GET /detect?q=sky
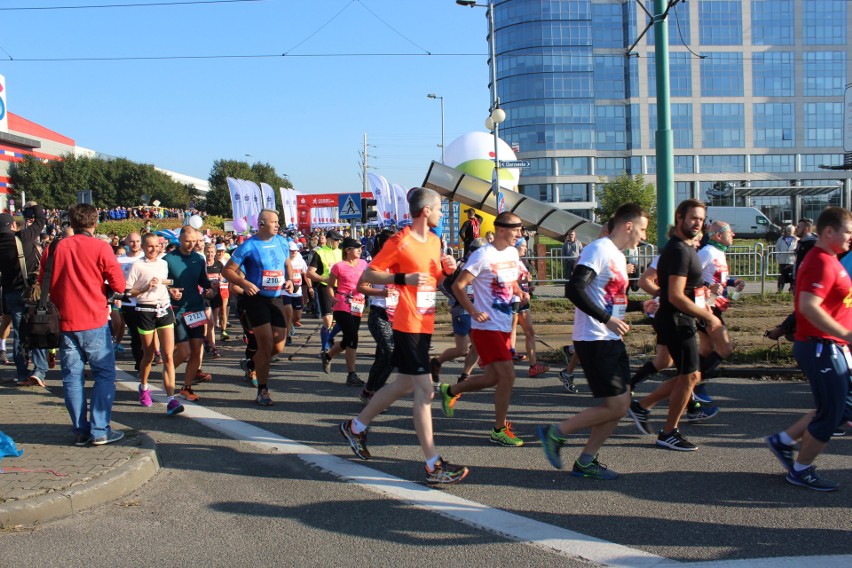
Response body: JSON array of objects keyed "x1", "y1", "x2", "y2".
[{"x1": 0, "y1": 0, "x2": 494, "y2": 195}]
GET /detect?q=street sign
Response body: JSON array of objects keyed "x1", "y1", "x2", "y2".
[
  {"x1": 499, "y1": 160, "x2": 530, "y2": 168},
  {"x1": 338, "y1": 193, "x2": 362, "y2": 219}
]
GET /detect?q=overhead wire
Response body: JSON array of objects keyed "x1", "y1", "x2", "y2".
[{"x1": 0, "y1": 0, "x2": 262, "y2": 10}]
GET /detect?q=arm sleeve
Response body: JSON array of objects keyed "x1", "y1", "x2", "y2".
[
  {"x1": 566, "y1": 265, "x2": 610, "y2": 324},
  {"x1": 627, "y1": 299, "x2": 645, "y2": 313}
]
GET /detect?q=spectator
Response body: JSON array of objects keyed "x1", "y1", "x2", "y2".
[
  {"x1": 43, "y1": 203, "x2": 126, "y2": 446},
  {"x1": 561, "y1": 229, "x2": 583, "y2": 298},
  {"x1": 776, "y1": 225, "x2": 797, "y2": 292},
  {"x1": 458, "y1": 208, "x2": 481, "y2": 256}
]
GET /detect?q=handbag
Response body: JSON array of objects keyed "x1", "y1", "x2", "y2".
[{"x1": 20, "y1": 239, "x2": 62, "y2": 350}]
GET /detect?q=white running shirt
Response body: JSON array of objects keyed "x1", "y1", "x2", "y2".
[
  {"x1": 463, "y1": 243, "x2": 520, "y2": 332},
  {"x1": 572, "y1": 237, "x2": 629, "y2": 342}
]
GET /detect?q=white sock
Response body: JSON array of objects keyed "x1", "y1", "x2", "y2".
[
  {"x1": 351, "y1": 418, "x2": 367, "y2": 434},
  {"x1": 167, "y1": 395, "x2": 175, "y2": 401},
  {"x1": 779, "y1": 431, "x2": 795, "y2": 446},
  {"x1": 793, "y1": 461, "x2": 810, "y2": 472},
  {"x1": 140, "y1": 383, "x2": 148, "y2": 391},
  {"x1": 0, "y1": 339, "x2": 6, "y2": 351},
  {"x1": 425, "y1": 454, "x2": 440, "y2": 471}
]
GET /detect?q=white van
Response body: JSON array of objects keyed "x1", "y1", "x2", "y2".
[{"x1": 705, "y1": 206, "x2": 781, "y2": 240}]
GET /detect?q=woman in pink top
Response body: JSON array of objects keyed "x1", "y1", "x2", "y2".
[{"x1": 324, "y1": 238, "x2": 368, "y2": 386}]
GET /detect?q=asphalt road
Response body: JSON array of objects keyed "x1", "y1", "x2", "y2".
[{"x1": 1, "y1": 321, "x2": 849, "y2": 566}]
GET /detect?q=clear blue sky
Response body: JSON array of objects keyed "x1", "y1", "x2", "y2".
[{"x1": 0, "y1": 0, "x2": 493, "y2": 194}]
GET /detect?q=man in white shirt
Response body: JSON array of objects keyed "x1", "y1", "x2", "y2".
[{"x1": 118, "y1": 232, "x2": 145, "y2": 373}]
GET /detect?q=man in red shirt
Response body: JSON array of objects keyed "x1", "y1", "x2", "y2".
[
  {"x1": 43, "y1": 204, "x2": 126, "y2": 446},
  {"x1": 766, "y1": 206, "x2": 852, "y2": 491}
]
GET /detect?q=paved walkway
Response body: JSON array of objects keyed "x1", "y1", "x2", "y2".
[{"x1": 0, "y1": 377, "x2": 158, "y2": 526}]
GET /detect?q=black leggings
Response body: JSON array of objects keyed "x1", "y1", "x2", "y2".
[
  {"x1": 333, "y1": 310, "x2": 362, "y2": 350},
  {"x1": 366, "y1": 306, "x2": 395, "y2": 392}
]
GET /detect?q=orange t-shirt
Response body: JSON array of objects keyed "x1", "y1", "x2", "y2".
[{"x1": 369, "y1": 227, "x2": 442, "y2": 334}]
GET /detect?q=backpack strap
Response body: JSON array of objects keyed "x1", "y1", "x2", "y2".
[
  {"x1": 14, "y1": 234, "x2": 28, "y2": 285},
  {"x1": 37, "y1": 239, "x2": 61, "y2": 309}
]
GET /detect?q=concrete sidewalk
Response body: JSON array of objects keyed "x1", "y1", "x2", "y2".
[{"x1": 0, "y1": 378, "x2": 159, "y2": 527}]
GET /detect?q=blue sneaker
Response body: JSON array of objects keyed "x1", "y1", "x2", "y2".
[
  {"x1": 166, "y1": 398, "x2": 184, "y2": 416},
  {"x1": 571, "y1": 455, "x2": 619, "y2": 480},
  {"x1": 684, "y1": 404, "x2": 719, "y2": 423},
  {"x1": 536, "y1": 424, "x2": 565, "y2": 469},
  {"x1": 692, "y1": 383, "x2": 713, "y2": 404},
  {"x1": 785, "y1": 465, "x2": 839, "y2": 492},
  {"x1": 765, "y1": 433, "x2": 794, "y2": 470},
  {"x1": 91, "y1": 429, "x2": 124, "y2": 446}
]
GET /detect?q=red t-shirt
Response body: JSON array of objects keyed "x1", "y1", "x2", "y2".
[
  {"x1": 794, "y1": 246, "x2": 852, "y2": 343},
  {"x1": 368, "y1": 227, "x2": 442, "y2": 334}
]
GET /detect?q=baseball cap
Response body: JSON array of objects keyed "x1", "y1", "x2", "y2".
[
  {"x1": 0, "y1": 213, "x2": 14, "y2": 233},
  {"x1": 326, "y1": 230, "x2": 343, "y2": 241},
  {"x1": 288, "y1": 242, "x2": 299, "y2": 251},
  {"x1": 215, "y1": 243, "x2": 226, "y2": 251},
  {"x1": 341, "y1": 237, "x2": 362, "y2": 250}
]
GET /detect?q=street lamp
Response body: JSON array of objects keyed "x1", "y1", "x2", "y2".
[
  {"x1": 426, "y1": 93, "x2": 445, "y2": 164},
  {"x1": 457, "y1": 0, "x2": 504, "y2": 212}
]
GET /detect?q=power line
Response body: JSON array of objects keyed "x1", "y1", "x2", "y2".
[
  {"x1": 0, "y1": 0, "x2": 262, "y2": 11},
  {"x1": 3, "y1": 52, "x2": 486, "y2": 62}
]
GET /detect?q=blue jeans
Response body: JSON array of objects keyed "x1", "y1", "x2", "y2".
[
  {"x1": 60, "y1": 325, "x2": 117, "y2": 439},
  {"x1": 2, "y1": 289, "x2": 48, "y2": 382}
]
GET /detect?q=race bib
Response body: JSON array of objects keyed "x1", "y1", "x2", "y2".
[
  {"x1": 611, "y1": 294, "x2": 627, "y2": 319},
  {"x1": 292, "y1": 270, "x2": 303, "y2": 287},
  {"x1": 262, "y1": 270, "x2": 284, "y2": 292},
  {"x1": 694, "y1": 287, "x2": 707, "y2": 310},
  {"x1": 385, "y1": 286, "x2": 399, "y2": 309},
  {"x1": 416, "y1": 285, "x2": 437, "y2": 315},
  {"x1": 466, "y1": 284, "x2": 474, "y2": 301},
  {"x1": 350, "y1": 293, "x2": 366, "y2": 316},
  {"x1": 207, "y1": 273, "x2": 220, "y2": 286},
  {"x1": 183, "y1": 310, "x2": 207, "y2": 328},
  {"x1": 156, "y1": 304, "x2": 170, "y2": 318},
  {"x1": 493, "y1": 261, "x2": 519, "y2": 285},
  {"x1": 720, "y1": 271, "x2": 729, "y2": 285}
]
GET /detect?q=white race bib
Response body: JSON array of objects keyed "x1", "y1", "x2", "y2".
[
  {"x1": 183, "y1": 310, "x2": 207, "y2": 328},
  {"x1": 493, "y1": 261, "x2": 519, "y2": 285},
  {"x1": 694, "y1": 287, "x2": 707, "y2": 310},
  {"x1": 350, "y1": 293, "x2": 366, "y2": 316},
  {"x1": 292, "y1": 270, "x2": 303, "y2": 287},
  {"x1": 416, "y1": 285, "x2": 436, "y2": 315},
  {"x1": 611, "y1": 294, "x2": 627, "y2": 319},
  {"x1": 262, "y1": 270, "x2": 284, "y2": 292},
  {"x1": 385, "y1": 286, "x2": 399, "y2": 309}
]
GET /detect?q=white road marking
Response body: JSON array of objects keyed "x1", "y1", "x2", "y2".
[{"x1": 116, "y1": 373, "x2": 851, "y2": 568}]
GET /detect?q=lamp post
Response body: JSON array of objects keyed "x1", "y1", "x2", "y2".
[
  {"x1": 457, "y1": 0, "x2": 504, "y2": 212},
  {"x1": 428, "y1": 92, "x2": 454, "y2": 243}
]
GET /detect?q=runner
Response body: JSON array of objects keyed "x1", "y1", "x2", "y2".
[
  {"x1": 323, "y1": 237, "x2": 368, "y2": 385},
  {"x1": 164, "y1": 226, "x2": 214, "y2": 403},
  {"x1": 512, "y1": 237, "x2": 550, "y2": 378},
  {"x1": 338, "y1": 187, "x2": 469, "y2": 484},
  {"x1": 125, "y1": 233, "x2": 183, "y2": 416},
  {"x1": 214, "y1": 243, "x2": 231, "y2": 341},
  {"x1": 116, "y1": 232, "x2": 145, "y2": 372},
  {"x1": 765, "y1": 206, "x2": 852, "y2": 491},
  {"x1": 203, "y1": 242, "x2": 224, "y2": 359},
  {"x1": 536, "y1": 203, "x2": 654, "y2": 478},
  {"x1": 444, "y1": 211, "x2": 527, "y2": 447},
  {"x1": 221, "y1": 209, "x2": 292, "y2": 406},
  {"x1": 284, "y1": 241, "x2": 309, "y2": 338},
  {"x1": 307, "y1": 230, "x2": 343, "y2": 361}
]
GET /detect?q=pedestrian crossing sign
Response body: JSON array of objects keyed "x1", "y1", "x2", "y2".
[{"x1": 338, "y1": 193, "x2": 362, "y2": 219}]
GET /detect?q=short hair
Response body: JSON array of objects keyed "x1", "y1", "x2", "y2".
[
  {"x1": 408, "y1": 187, "x2": 439, "y2": 218},
  {"x1": 611, "y1": 203, "x2": 648, "y2": 228},
  {"x1": 784, "y1": 224, "x2": 795, "y2": 236},
  {"x1": 816, "y1": 206, "x2": 852, "y2": 235},
  {"x1": 125, "y1": 232, "x2": 141, "y2": 244},
  {"x1": 798, "y1": 217, "x2": 814, "y2": 228},
  {"x1": 141, "y1": 232, "x2": 159, "y2": 246},
  {"x1": 68, "y1": 203, "x2": 98, "y2": 231},
  {"x1": 259, "y1": 208, "x2": 278, "y2": 220},
  {"x1": 179, "y1": 226, "x2": 197, "y2": 239},
  {"x1": 675, "y1": 199, "x2": 706, "y2": 222}
]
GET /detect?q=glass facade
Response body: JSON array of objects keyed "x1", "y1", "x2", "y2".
[{"x1": 491, "y1": 0, "x2": 849, "y2": 216}]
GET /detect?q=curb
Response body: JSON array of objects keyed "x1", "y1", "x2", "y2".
[{"x1": 0, "y1": 431, "x2": 160, "y2": 527}]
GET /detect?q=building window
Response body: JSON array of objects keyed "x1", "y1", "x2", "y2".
[
  {"x1": 700, "y1": 155, "x2": 745, "y2": 174},
  {"x1": 525, "y1": 158, "x2": 552, "y2": 176},
  {"x1": 752, "y1": 52, "x2": 794, "y2": 97},
  {"x1": 648, "y1": 52, "x2": 692, "y2": 98},
  {"x1": 594, "y1": 57, "x2": 627, "y2": 99},
  {"x1": 699, "y1": 1, "x2": 743, "y2": 45},
  {"x1": 753, "y1": 103, "x2": 795, "y2": 148},
  {"x1": 751, "y1": 0, "x2": 793, "y2": 45},
  {"x1": 646, "y1": 156, "x2": 693, "y2": 174},
  {"x1": 803, "y1": 1, "x2": 846, "y2": 45},
  {"x1": 521, "y1": 183, "x2": 553, "y2": 202},
  {"x1": 803, "y1": 52, "x2": 846, "y2": 97},
  {"x1": 595, "y1": 157, "x2": 627, "y2": 177},
  {"x1": 592, "y1": 3, "x2": 625, "y2": 48},
  {"x1": 702, "y1": 104, "x2": 745, "y2": 148},
  {"x1": 751, "y1": 155, "x2": 795, "y2": 173},
  {"x1": 676, "y1": 181, "x2": 693, "y2": 202},
  {"x1": 804, "y1": 103, "x2": 843, "y2": 147},
  {"x1": 555, "y1": 157, "x2": 589, "y2": 175},
  {"x1": 649, "y1": 104, "x2": 693, "y2": 149},
  {"x1": 801, "y1": 154, "x2": 843, "y2": 172},
  {"x1": 700, "y1": 53, "x2": 744, "y2": 97},
  {"x1": 595, "y1": 105, "x2": 628, "y2": 150},
  {"x1": 648, "y1": 0, "x2": 689, "y2": 45},
  {"x1": 557, "y1": 183, "x2": 589, "y2": 203}
]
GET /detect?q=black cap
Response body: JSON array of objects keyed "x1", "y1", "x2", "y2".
[
  {"x1": 341, "y1": 237, "x2": 362, "y2": 250},
  {"x1": 0, "y1": 213, "x2": 14, "y2": 233},
  {"x1": 326, "y1": 230, "x2": 343, "y2": 241}
]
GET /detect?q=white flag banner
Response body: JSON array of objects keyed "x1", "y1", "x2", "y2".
[
  {"x1": 237, "y1": 179, "x2": 254, "y2": 220},
  {"x1": 392, "y1": 184, "x2": 409, "y2": 227},
  {"x1": 246, "y1": 180, "x2": 263, "y2": 217},
  {"x1": 226, "y1": 177, "x2": 244, "y2": 221},
  {"x1": 286, "y1": 188, "x2": 300, "y2": 230},
  {"x1": 260, "y1": 182, "x2": 277, "y2": 212}
]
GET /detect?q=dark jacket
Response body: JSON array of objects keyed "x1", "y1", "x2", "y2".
[{"x1": 0, "y1": 205, "x2": 46, "y2": 292}]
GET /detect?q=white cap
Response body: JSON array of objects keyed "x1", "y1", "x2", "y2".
[{"x1": 288, "y1": 242, "x2": 299, "y2": 251}]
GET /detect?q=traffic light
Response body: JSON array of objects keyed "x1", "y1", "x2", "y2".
[{"x1": 361, "y1": 198, "x2": 377, "y2": 224}]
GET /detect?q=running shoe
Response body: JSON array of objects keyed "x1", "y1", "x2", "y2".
[
  {"x1": 358, "y1": 389, "x2": 374, "y2": 405},
  {"x1": 536, "y1": 424, "x2": 565, "y2": 469},
  {"x1": 656, "y1": 428, "x2": 697, "y2": 451},
  {"x1": 203, "y1": 341, "x2": 212, "y2": 354},
  {"x1": 293, "y1": 321, "x2": 302, "y2": 328},
  {"x1": 684, "y1": 404, "x2": 720, "y2": 423},
  {"x1": 511, "y1": 352, "x2": 528, "y2": 362},
  {"x1": 559, "y1": 370, "x2": 579, "y2": 394},
  {"x1": 0, "y1": 350, "x2": 7, "y2": 365},
  {"x1": 209, "y1": 347, "x2": 221, "y2": 359},
  {"x1": 425, "y1": 457, "x2": 469, "y2": 485},
  {"x1": 528, "y1": 363, "x2": 550, "y2": 378},
  {"x1": 785, "y1": 465, "x2": 839, "y2": 492},
  {"x1": 339, "y1": 420, "x2": 371, "y2": 460},
  {"x1": 153, "y1": 352, "x2": 162, "y2": 366},
  {"x1": 320, "y1": 350, "x2": 331, "y2": 374},
  {"x1": 765, "y1": 433, "x2": 795, "y2": 471},
  {"x1": 166, "y1": 398, "x2": 184, "y2": 416},
  {"x1": 138, "y1": 385, "x2": 153, "y2": 407},
  {"x1": 193, "y1": 370, "x2": 213, "y2": 384},
  {"x1": 832, "y1": 428, "x2": 845, "y2": 437},
  {"x1": 490, "y1": 422, "x2": 524, "y2": 447},
  {"x1": 220, "y1": 330, "x2": 230, "y2": 341},
  {"x1": 256, "y1": 389, "x2": 274, "y2": 406},
  {"x1": 439, "y1": 383, "x2": 460, "y2": 418},
  {"x1": 114, "y1": 343, "x2": 125, "y2": 353},
  {"x1": 286, "y1": 336, "x2": 293, "y2": 347},
  {"x1": 561, "y1": 344, "x2": 574, "y2": 365},
  {"x1": 74, "y1": 433, "x2": 92, "y2": 447},
  {"x1": 692, "y1": 383, "x2": 713, "y2": 404},
  {"x1": 250, "y1": 372, "x2": 258, "y2": 388},
  {"x1": 627, "y1": 399, "x2": 652, "y2": 435},
  {"x1": 430, "y1": 357, "x2": 442, "y2": 384},
  {"x1": 91, "y1": 429, "x2": 125, "y2": 446},
  {"x1": 571, "y1": 455, "x2": 619, "y2": 480},
  {"x1": 345, "y1": 372, "x2": 365, "y2": 387},
  {"x1": 179, "y1": 386, "x2": 199, "y2": 402}
]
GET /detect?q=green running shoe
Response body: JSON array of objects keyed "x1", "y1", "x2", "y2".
[
  {"x1": 490, "y1": 422, "x2": 524, "y2": 447},
  {"x1": 571, "y1": 455, "x2": 619, "y2": 480},
  {"x1": 439, "y1": 383, "x2": 460, "y2": 418},
  {"x1": 536, "y1": 424, "x2": 566, "y2": 469}
]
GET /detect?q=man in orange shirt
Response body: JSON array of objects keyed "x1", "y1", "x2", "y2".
[{"x1": 339, "y1": 187, "x2": 469, "y2": 484}]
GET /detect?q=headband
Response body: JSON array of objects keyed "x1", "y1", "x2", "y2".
[{"x1": 494, "y1": 220, "x2": 522, "y2": 229}]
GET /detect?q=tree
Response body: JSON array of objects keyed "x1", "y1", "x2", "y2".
[
  {"x1": 595, "y1": 174, "x2": 657, "y2": 244},
  {"x1": 207, "y1": 159, "x2": 292, "y2": 217}
]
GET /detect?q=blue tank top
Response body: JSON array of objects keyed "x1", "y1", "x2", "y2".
[{"x1": 229, "y1": 234, "x2": 290, "y2": 297}]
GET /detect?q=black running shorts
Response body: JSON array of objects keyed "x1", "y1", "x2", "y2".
[
  {"x1": 653, "y1": 313, "x2": 700, "y2": 375},
  {"x1": 392, "y1": 330, "x2": 431, "y2": 376},
  {"x1": 242, "y1": 295, "x2": 287, "y2": 329},
  {"x1": 574, "y1": 340, "x2": 630, "y2": 398}
]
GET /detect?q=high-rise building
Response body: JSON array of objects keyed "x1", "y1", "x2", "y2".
[{"x1": 493, "y1": 0, "x2": 850, "y2": 224}]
